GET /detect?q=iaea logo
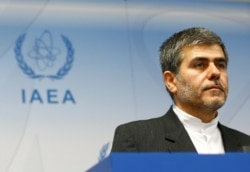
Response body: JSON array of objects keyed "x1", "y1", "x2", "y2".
[
  {"x1": 14, "y1": 30, "x2": 76, "y2": 104},
  {"x1": 14, "y1": 30, "x2": 74, "y2": 80}
]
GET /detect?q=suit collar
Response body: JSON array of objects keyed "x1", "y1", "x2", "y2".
[
  {"x1": 162, "y1": 107, "x2": 196, "y2": 152},
  {"x1": 163, "y1": 107, "x2": 244, "y2": 152},
  {"x1": 218, "y1": 123, "x2": 243, "y2": 152}
]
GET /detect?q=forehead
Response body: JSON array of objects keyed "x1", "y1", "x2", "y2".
[{"x1": 181, "y1": 44, "x2": 226, "y2": 62}]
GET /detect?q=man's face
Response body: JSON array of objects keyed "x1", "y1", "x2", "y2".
[{"x1": 173, "y1": 44, "x2": 228, "y2": 115}]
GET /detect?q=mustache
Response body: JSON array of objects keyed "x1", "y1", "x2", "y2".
[{"x1": 202, "y1": 82, "x2": 226, "y2": 92}]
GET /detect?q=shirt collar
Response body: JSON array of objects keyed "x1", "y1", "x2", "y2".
[{"x1": 173, "y1": 104, "x2": 219, "y2": 133}]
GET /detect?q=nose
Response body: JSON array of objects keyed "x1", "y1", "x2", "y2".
[{"x1": 207, "y1": 63, "x2": 221, "y2": 80}]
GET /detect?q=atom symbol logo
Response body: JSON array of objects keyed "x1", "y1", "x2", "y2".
[
  {"x1": 28, "y1": 30, "x2": 61, "y2": 71},
  {"x1": 14, "y1": 30, "x2": 74, "y2": 80}
]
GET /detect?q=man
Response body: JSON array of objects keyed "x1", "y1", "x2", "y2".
[{"x1": 111, "y1": 27, "x2": 250, "y2": 153}]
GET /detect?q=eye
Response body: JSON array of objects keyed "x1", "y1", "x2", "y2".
[
  {"x1": 217, "y1": 62, "x2": 227, "y2": 69},
  {"x1": 194, "y1": 62, "x2": 205, "y2": 69}
]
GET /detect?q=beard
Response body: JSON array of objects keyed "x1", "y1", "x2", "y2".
[{"x1": 175, "y1": 75, "x2": 227, "y2": 111}]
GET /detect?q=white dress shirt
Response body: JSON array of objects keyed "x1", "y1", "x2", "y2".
[{"x1": 173, "y1": 104, "x2": 225, "y2": 154}]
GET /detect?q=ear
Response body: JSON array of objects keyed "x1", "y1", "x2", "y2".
[{"x1": 163, "y1": 71, "x2": 177, "y2": 94}]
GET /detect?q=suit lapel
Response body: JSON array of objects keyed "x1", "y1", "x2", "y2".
[
  {"x1": 218, "y1": 123, "x2": 242, "y2": 152},
  {"x1": 162, "y1": 107, "x2": 197, "y2": 152}
]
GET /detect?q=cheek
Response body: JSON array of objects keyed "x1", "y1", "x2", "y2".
[
  {"x1": 224, "y1": 78, "x2": 229, "y2": 94},
  {"x1": 221, "y1": 74, "x2": 228, "y2": 87},
  {"x1": 183, "y1": 73, "x2": 203, "y2": 88}
]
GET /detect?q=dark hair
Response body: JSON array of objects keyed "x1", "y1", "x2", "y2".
[{"x1": 159, "y1": 27, "x2": 228, "y2": 99}]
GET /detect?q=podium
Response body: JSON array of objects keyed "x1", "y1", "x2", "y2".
[{"x1": 87, "y1": 153, "x2": 250, "y2": 172}]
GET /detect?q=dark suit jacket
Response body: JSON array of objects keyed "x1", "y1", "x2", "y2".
[{"x1": 111, "y1": 107, "x2": 250, "y2": 152}]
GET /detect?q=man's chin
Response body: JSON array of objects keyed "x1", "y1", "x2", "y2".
[{"x1": 202, "y1": 96, "x2": 226, "y2": 108}]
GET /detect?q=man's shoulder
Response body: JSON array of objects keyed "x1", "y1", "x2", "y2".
[
  {"x1": 117, "y1": 115, "x2": 165, "y2": 130},
  {"x1": 115, "y1": 107, "x2": 177, "y2": 132},
  {"x1": 219, "y1": 123, "x2": 250, "y2": 141}
]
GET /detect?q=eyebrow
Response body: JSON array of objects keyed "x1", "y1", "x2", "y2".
[{"x1": 191, "y1": 57, "x2": 227, "y2": 63}]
